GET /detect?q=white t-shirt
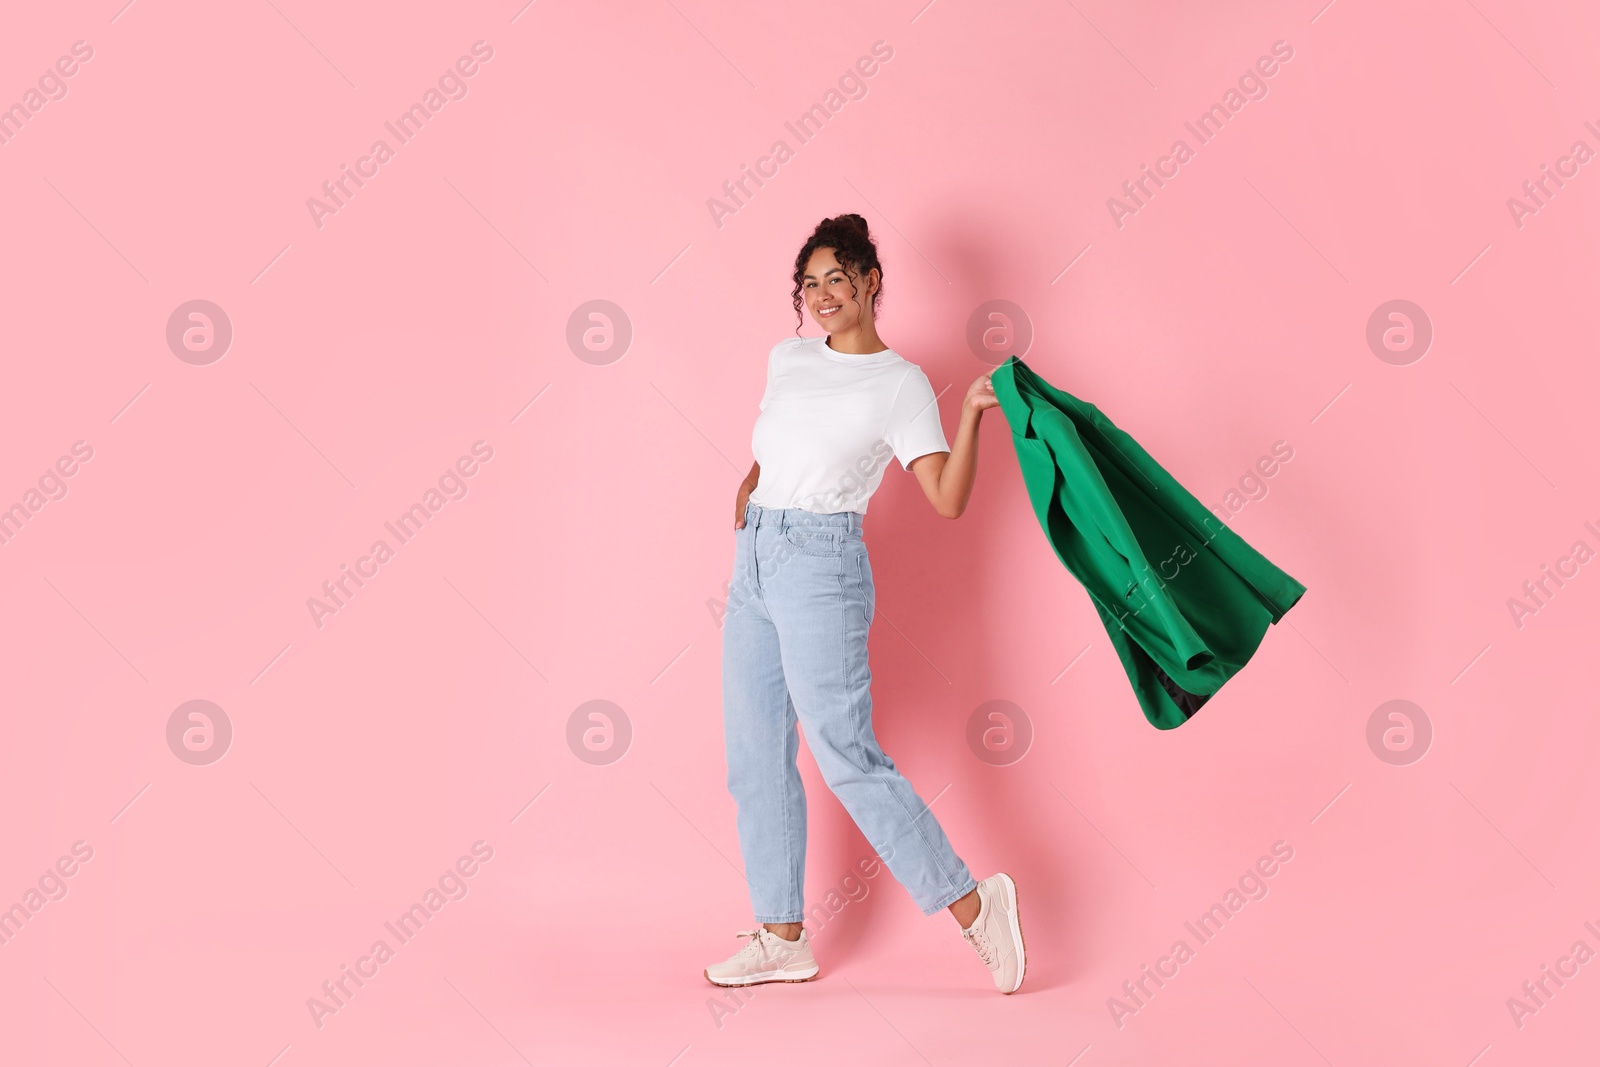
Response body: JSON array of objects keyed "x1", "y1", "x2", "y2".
[{"x1": 748, "y1": 336, "x2": 949, "y2": 515}]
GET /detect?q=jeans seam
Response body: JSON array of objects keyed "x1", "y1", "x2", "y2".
[
  {"x1": 885, "y1": 778, "x2": 965, "y2": 909},
  {"x1": 782, "y1": 693, "x2": 799, "y2": 919},
  {"x1": 755, "y1": 912, "x2": 805, "y2": 923},
  {"x1": 841, "y1": 564, "x2": 964, "y2": 914}
]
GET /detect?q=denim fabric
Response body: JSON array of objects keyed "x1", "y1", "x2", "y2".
[{"x1": 721, "y1": 499, "x2": 977, "y2": 922}]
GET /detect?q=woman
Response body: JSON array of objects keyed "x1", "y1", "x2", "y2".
[{"x1": 706, "y1": 213, "x2": 1027, "y2": 994}]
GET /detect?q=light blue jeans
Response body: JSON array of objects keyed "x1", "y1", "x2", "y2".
[{"x1": 721, "y1": 499, "x2": 978, "y2": 923}]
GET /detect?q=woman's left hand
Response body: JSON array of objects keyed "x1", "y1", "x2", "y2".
[{"x1": 964, "y1": 370, "x2": 999, "y2": 414}]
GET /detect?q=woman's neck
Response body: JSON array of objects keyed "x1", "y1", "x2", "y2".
[{"x1": 824, "y1": 326, "x2": 888, "y2": 355}]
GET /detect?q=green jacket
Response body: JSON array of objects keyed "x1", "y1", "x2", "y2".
[{"x1": 991, "y1": 355, "x2": 1306, "y2": 729}]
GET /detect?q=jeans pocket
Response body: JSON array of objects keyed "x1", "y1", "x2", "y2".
[{"x1": 783, "y1": 526, "x2": 842, "y2": 556}]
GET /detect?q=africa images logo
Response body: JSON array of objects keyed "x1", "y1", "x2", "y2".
[
  {"x1": 1106, "y1": 39, "x2": 1296, "y2": 228},
  {"x1": 305, "y1": 841, "x2": 495, "y2": 1029},
  {"x1": 306, "y1": 41, "x2": 495, "y2": 230}
]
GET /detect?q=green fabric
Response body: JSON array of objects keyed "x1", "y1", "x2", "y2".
[{"x1": 991, "y1": 355, "x2": 1306, "y2": 730}]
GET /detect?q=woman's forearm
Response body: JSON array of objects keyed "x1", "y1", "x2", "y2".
[{"x1": 937, "y1": 406, "x2": 983, "y2": 518}]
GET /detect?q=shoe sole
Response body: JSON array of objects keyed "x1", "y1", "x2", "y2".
[
  {"x1": 994, "y1": 872, "x2": 1026, "y2": 994},
  {"x1": 703, "y1": 964, "x2": 819, "y2": 988}
]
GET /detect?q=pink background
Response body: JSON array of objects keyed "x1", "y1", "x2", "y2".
[{"x1": 3, "y1": 1, "x2": 1598, "y2": 1064}]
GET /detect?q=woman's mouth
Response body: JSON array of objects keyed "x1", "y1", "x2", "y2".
[{"x1": 817, "y1": 305, "x2": 840, "y2": 319}]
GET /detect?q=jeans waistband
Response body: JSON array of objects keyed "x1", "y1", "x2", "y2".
[{"x1": 744, "y1": 500, "x2": 863, "y2": 534}]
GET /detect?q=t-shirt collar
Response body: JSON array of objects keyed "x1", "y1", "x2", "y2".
[{"x1": 814, "y1": 335, "x2": 902, "y2": 365}]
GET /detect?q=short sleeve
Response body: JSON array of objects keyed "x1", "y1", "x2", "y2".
[
  {"x1": 758, "y1": 342, "x2": 782, "y2": 411},
  {"x1": 884, "y1": 366, "x2": 949, "y2": 470}
]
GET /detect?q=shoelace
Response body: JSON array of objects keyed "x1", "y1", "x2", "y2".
[
  {"x1": 731, "y1": 928, "x2": 767, "y2": 960},
  {"x1": 732, "y1": 927, "x2": 803, "y2": 962},
  {"x1": 963, "y1": 925, "x2": 996, "y2": 967}
]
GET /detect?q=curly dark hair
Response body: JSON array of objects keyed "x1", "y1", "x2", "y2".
[{"x1": 790, "y1": 213, "x2": 883, "y2": 334}]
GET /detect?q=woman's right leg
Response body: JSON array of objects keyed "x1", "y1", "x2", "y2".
[
  {"x1": 765, "y1": 520, "x2": 978, "y2": 919},
  {"x1": 721, "y1": 517, "x2": 807, "y2": 925}
]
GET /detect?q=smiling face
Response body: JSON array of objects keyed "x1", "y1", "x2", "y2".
[{"x1": 802, "y1": 246, "x2": 877, "y2": 336}]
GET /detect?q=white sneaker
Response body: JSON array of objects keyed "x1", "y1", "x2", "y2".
[
  {"x1": 960, "y1": 873, "x2": 1026, "y2": 993},
  {"x1": 703, "y1": 927, "x2": 819, "y2": 987}
]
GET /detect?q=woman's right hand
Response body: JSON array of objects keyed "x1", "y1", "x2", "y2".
[
  {"x1": 735, "y1": 461, "x2": 759, "y2": 529},
  {"x1": 734, "y1": 480, "x2": 753, "y2": 529}
]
